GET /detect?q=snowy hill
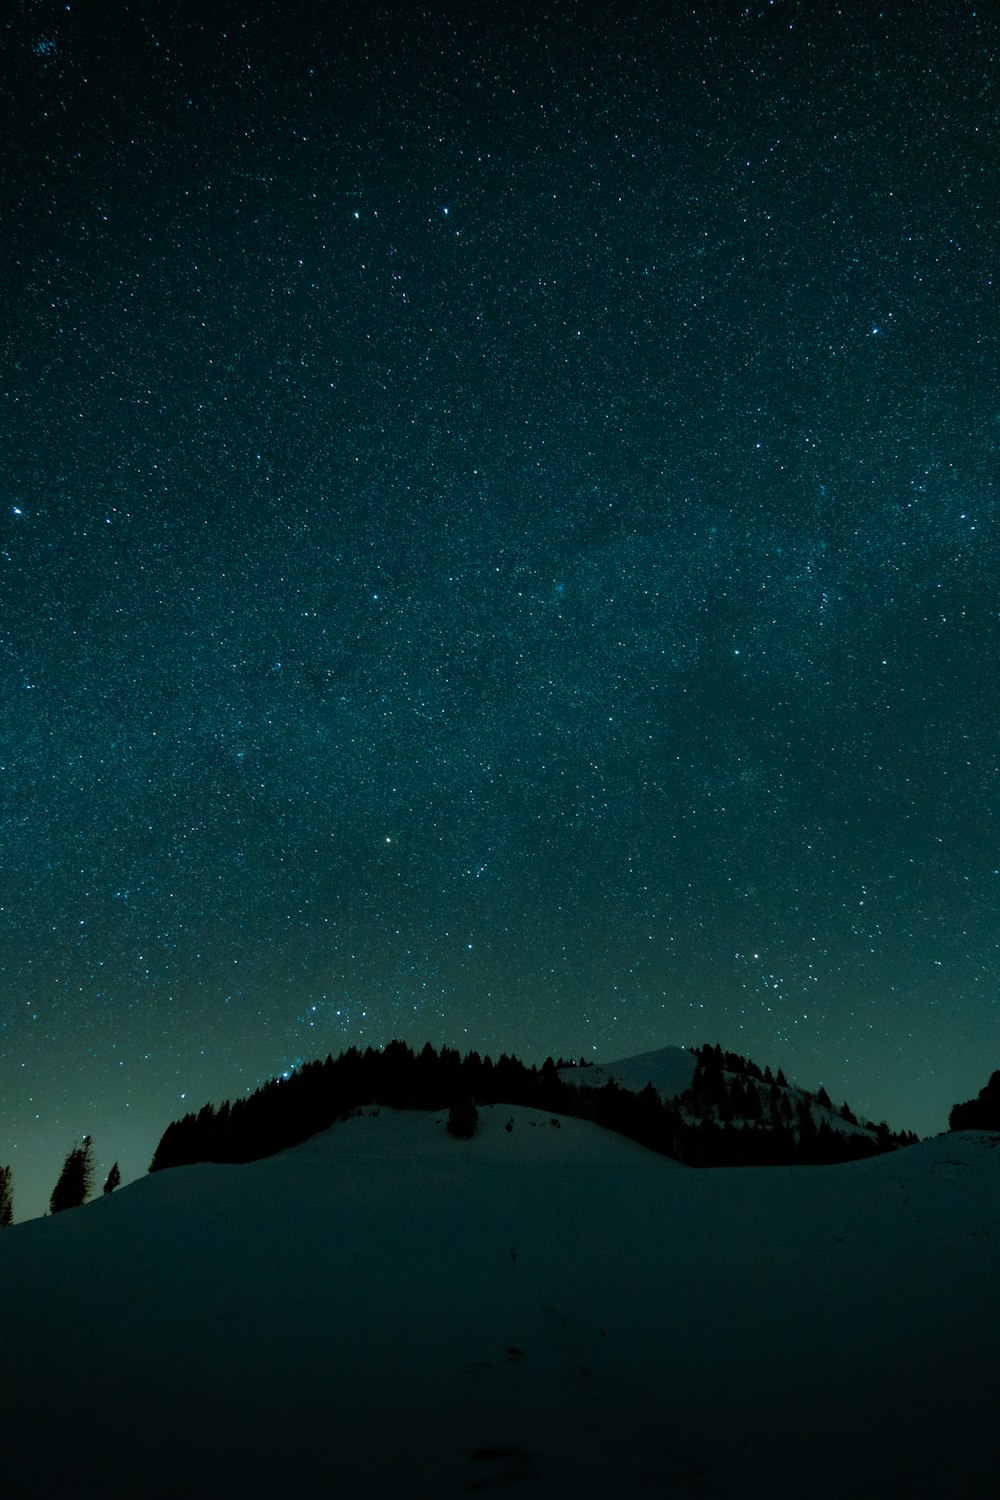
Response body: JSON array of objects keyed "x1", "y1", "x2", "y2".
[
  {"x1": 1, "y1": 1106, "x2": 998, "y2": 1498},
  {"x1": 559, "y1": 1042, "x2": 893, "y2": 1147},
  {"x1": 558, "y1": 1043, "x2": 698, "y2": 1099}
]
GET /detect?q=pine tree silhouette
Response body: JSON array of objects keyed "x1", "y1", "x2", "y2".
[
  {"x1": 447, "y1": 1098, "x2": 479, "y2": 1138},
  {"x1": 50, "y1": 1136, "x2": 95, "y2": 1214},
  {"x1": 103, "y1": 1162, "x2": 121, "y2": 1195},
  {"x1": 0, "y1": 1164, "x2": 12, "y2": 1227}
]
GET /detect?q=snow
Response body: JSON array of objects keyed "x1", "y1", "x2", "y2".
[
  {"x1": 1, "y1": 1103, "x2": 998, "y2": 1498},
  {"x1": 560, "y1": 1044, "x2": 886, "y2": 1140},
  {"x1": 558, "y1": 1044, "x2": 698, "y2": 1100}
]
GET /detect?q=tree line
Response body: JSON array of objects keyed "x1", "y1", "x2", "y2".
[
  {"x1": 148, "y1": 1039, "x2": 920, "y2": 1175},
  {"x1": 949, "y1": 1070, "x2": 1000, "y2": 1130}
]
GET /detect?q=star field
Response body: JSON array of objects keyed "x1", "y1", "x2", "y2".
[{"x1": 1, "y1": 0, "x2": 998, "y2": 1219}]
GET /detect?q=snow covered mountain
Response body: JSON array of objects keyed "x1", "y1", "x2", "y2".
[
  {"x1": 558, "y1": 1043, "x2": 698, "y2": 1099},
  {"x1": 560, "y1": 1042, "x2": 900, "y2": 1144},
  {"x1": 2, "y1": 1103, "x2": 997, "y2": 1498}
]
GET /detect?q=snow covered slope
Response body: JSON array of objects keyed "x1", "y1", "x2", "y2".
[
  {"x1": 1, "y1": 1106, "x2": 998, "y2": 1498},
  {"x1": 558, "y1": 1043, "x2": 697, "y2": 1099},
  {"x1": 561, "y1": 1044, "x2": 892, "y2": 1145}
]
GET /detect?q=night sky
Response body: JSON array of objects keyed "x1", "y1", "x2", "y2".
[{"x1": 2, "y1": 0, "x2": 997, "y2": 1220}]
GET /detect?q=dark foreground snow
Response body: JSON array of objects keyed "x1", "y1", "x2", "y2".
[{"x1": 1, "y1": 1106, "x2": 998, "y2": 1498}]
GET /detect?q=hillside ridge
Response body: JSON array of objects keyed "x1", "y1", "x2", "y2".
[{"x1": 149, "y1": 1038, "x2": 918, "y2": 1175}]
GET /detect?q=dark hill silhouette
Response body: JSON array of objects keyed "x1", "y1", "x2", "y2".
[{"x1": 149, "y1": 1041, "x2": 917, "y2": 1175}]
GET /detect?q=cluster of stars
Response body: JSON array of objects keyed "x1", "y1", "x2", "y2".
[{"x1": 0, "y1": 1, "x2": 997, "y2": 1220}]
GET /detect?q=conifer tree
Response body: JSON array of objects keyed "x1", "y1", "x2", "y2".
[
  {"x1": 103, "y1": 1161, "x2": 121, "y2": 1195},
  {"x1": 0, "y1": 1163, "x2": 12, "y2": 1227},
  {"x1": 50, "y1": 1136, "x2": 95, "y2": 1214},
  {"x1": 447, "y1": 1098, "x2": 479, "y2": 1138},
  {"x1": 796, "y1": 1097, "x2": 816, "y2": 1139}
]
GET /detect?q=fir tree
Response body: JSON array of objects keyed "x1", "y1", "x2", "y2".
[
  {"x1": 743, "y1": 1082, "x2": 763, "y2": 1120},
  {"x1": 796, "y1": 1097, "x2": 816, "y2": 1141},
  {"x1": 0, "y1": 1164, "x2": 12, "y2": 1227},
  {"x1": 50, "y1": 1136, "x2": 95, "y2": 1214},
  {"x1": 447, "y1": 1098, "x2": 479, "y2": 1138},
  {"x1": 103, "y1": 1162, "x2": 121, "y2": 1195}
]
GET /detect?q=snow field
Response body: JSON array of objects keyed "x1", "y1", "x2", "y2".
[{"x1": 1, "y1": 1104, "x2": 998, "y2": 1497}]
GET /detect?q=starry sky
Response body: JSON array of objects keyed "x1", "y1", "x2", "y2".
[{"x1": 2, "y1": 0, "x2": 998, "y2": 1220}]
